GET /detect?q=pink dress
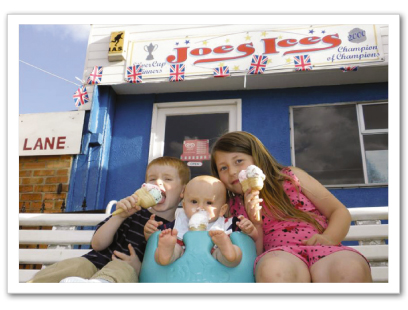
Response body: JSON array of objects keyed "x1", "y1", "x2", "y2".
[{"x1": 230, "y1": 167, "x2": 369, "y2": 269}]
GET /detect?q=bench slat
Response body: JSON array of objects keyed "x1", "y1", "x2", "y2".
[
  {"x1": 19, "y1": 213, "x2": 108, "y2": 226},
  {"x1": 348, "y1": 244, "x2": 388, "y2": 261},
  {"x1": 371, "y1": 266, "x2": 388, "y2": 282},
  {"x1": 19, "y1": 249, "x2": 92, "y2": 264},
  {"x1": 344, "y1": 224, "x2": 388, "y2": 240},
  {"x1": 19, "y1": 230, "x2": 94, "y2": 245},
  {"x1": 19, "y1": 270, "x2": 40, "y2": 283},
  {"x1": 349, "y1": 207, "x2": 388, "y2": 221}
]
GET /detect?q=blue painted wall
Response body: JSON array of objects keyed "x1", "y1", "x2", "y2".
[{"x1": 77, "y1": 82, "x2": 388, "y2": 210}]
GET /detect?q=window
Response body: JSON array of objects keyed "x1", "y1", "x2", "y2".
[
  {"x1": 149, "y1": 99, "x2": 242, "y2": 178},
  {"x1": 291, "y1": 102, "x2": 388, "y2": 187}
]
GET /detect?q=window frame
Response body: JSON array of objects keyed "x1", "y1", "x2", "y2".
[
  {"x1": 290, "y1": 100, "x2": 388, "y2": 188},
  {"x1": 149, "y1": 99, "x2": 242, "y2": 163}
]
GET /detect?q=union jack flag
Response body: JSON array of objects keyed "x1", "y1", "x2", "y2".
[
  {"x1": 340, "y1": 66, "x2": 359, "y2": 72},
  {"x1": 73, "y1": 86, "x2": 89, "y2": 107},
  {"x1": 213, "y1": 66, "x2": 230, "y2": 78},
  {"x1": 87, "y1": 66, "x2": 103, "y2": 84},
  {"x1": 169, "y1": 64, "x2": 185, "y2": 82},
  {"x1": 294, "y1": 55, "x2": 312, "y2": 71},
  {"x1": 248, "y1": 55, "x2": 268, "y2": 75},
  {"x1": 126, "y1": 64, "x2": 143, "y2": 83}
]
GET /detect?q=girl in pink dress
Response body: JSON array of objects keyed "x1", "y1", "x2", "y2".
[{"x1": 210, "y1": 131, "x2": 372, "y2": 283}]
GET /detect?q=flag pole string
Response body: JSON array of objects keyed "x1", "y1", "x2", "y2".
[{"x1": 19, "y1": 60, "x2": 81, "y2": 86}]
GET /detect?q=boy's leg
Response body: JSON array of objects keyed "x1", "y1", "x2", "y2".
[
  {"x1": 27, "y1": 257, "x2": 98, "y2": 283},
  {"x1": 91, "y1": 259, "x2": 140, "y2": 283}
]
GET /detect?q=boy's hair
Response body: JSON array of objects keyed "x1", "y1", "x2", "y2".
[
  {"x1": 210, "y1": 131, "x2": 324, "y2": 233},
  {"x1": 146, "y1": 156, "x2": 190, "y2": 185}
]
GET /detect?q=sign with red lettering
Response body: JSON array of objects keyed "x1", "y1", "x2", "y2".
[
  {"x1": 19, "y1": 111, "x2": 85, "y2": 156},
  {"x1": 126, "y1": 25, "x2": 384, "y2": 81},
  {"x1": 180, "y1": 139, "x2": 210, "y2": 163}
]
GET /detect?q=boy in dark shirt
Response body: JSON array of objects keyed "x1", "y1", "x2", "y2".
[{"x1": 27, "y1": 157, "x2": 190, "y2": 283}]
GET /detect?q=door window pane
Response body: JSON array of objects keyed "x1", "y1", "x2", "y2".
[
  {"x1": 163, "y1": 113, "x2": 229, "y2": 178},
  {"x1": 362, "y1": 104, "x2": 388, "y2": 130},
  {"x1": 363, "y1": 134, "x2": 388, "y2": 183},
  {"x1": 293, "y1": 105, "x2": 365, "y2": 185}
]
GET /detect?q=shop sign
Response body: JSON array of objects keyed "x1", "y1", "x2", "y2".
[
  {"x1": 180, "y1": 139, "x2": 210, "y2": 166},
  {"x1": 19, "y1": 111, "x2": 85, "y2": 156},
  {"x1": 126, "y1": 25, "x2": 384, "y2": 80},
  {"x1": 108, "y1": 31, "x2": 126, "y2": 62}
]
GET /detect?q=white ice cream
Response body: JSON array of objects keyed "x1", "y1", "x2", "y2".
[
  {"x1": 188, "y1": 210, "x2": 209, "y2": 230},
  {"x1": 238, "y1": 165, "x2": 265, "y2": 182},
  {"x1": 141, "y1": 183, "x2": 165, "y2": 204}
]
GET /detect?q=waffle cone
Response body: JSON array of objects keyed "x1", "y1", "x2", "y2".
[
  {"x1": 135, "y1": 187, "x2": 157, "y2": 209},
  {"x1": 189, "y1": 224, "x2": 207, "y2": 231},
  {"x1": 240, "y1": 177, "x2": 264, "y2": 192}
]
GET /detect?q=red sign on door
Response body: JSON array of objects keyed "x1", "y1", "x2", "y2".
[{"x1": 180, "y1": 139, "x2": 210, "y2": 162}]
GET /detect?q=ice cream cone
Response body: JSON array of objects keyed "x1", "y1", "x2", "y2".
[
  {"x1": 188, "y1": 210, "x2": 209, "y2": 231},
  {"x1": 135, "y1": 187, "x2": 156, "y2": 209},
  {"x1": 112, "y1": 183, "x2": 163, "y2": 216},
  {"x1": 240, "y1": 177, "x2": 264, "y2": 193}
]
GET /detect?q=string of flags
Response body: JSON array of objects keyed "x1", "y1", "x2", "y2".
[{"x1": 72, "y1": 55, "x2": 359, "y2": 107}]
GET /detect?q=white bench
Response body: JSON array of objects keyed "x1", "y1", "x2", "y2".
[{"x1": 19, "y1": 206, "x2": 388, "y2": 283}]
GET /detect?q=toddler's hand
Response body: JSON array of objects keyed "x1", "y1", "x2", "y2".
[
  {"x1": 115, "y1": 193, "x2": 141, "y2": 219},
  {"x1": 243, "y1": 188, "x2": 263, "y2": 225},
  {"x1": 236, "y1": 215, "x2": 255, "y2": 235},
  {"x1": 112, "y1": 244, "x2": 141, "y2": 275},
  {"x1": 301, "y1": 234, "x2": 337, "y2": 246},
  {"x1": 144, "y1": 214, "x2": 163, "y2": 240}
]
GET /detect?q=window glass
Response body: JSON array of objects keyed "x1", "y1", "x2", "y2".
[
  {"x1": 293, "y1": 105, "x2": 365, "y2": 185},
  {"x1": 362, "y1": 104, "x2": 388, "y2": 130},
  {"x1": 163, "y1": 113, "x2": 229, "y2": 178},
  {"x1": 363, "y1": 134, "x2": 388, "y2": 183}
]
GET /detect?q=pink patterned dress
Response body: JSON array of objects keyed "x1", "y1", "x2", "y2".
[{"x1": 229, "y1": 167, "x2": 369, "y2": 269}]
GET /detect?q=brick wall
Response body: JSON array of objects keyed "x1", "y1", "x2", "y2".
[{"x1": 19, "y1": 155, "x2": 72, "y2": 213}]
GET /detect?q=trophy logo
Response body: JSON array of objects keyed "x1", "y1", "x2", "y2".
[{"x1": 144, "y1": 43, "x2": 158, "y2": 60}]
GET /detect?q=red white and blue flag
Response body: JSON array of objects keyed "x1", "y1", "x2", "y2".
[
  {"x1": 87, "y1": 66, "x2": 103, "y2": 84},
  {"x1": 169, "y1": 64, "x2": 185, "y2": 82},
  {"x1": 294, "y1": 55, "x2": 312, "y2": 71},
  {"x1": 126, "y1": 64, "x2": 143, "y2": 83},
  {"x1": 73, "y1": 86, "x2": 89, "y2": 107},
  {"x1": 213, "y1": 66, "x2": 230, "y2": 78},
  {"x1": 340, "y1": 66, "x2": 359, "y2": 72},
  {"x1": 248, "y1": 55, "x2": 268, "y2": 75}
]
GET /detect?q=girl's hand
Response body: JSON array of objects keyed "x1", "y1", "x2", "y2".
[
  {"x1": 144, "y1": 214, "x2": 163, "y2": 240},
  {"x1": 112, "y1": 244, "x2": 141, "y2": 274},
  {"x1": 115, "y1": 194, "x2": 141, "y2": 219},
  {"x1": 301, "y1": 234, "x2": 338, "y2": 246},
  {"x1": 243, "y1": 188, "x2": 263, "y2": 225}
]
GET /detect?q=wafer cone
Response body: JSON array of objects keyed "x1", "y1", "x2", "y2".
[
  {"x1": 240, "y1": 177, "x2": 264, "y2": 192},
  {"x1": 135, "y1": 187, "x2": 157, "y2": 209},
  {"x1": 112, "y1": 187, "x2": 157, "y2": 216},
  {"x1": 240, "y1": 177, "x2": 264, "y2": 221},
  {"x1": 189, "y1": 224, "x2": 207, "y2": 231}
]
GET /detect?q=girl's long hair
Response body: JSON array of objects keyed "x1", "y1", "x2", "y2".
[{"x1": 210, "y1": 131, "x2": 324, "y2": 233}]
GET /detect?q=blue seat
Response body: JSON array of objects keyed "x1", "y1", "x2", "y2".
[{"x1": 140, "y1": 231, "x2": 257, "y2": 283}]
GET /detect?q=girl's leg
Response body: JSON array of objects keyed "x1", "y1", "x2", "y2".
[
  {"x1": 310, "y1": 250, "x2": 372, "y2": 282},
  {"x1": 255, "y1": 251, "x2": 311, "y2": 283}
]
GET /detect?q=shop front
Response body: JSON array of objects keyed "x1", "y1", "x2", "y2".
[{"x1": 66, "y1": 24, "x2": 388, "y2": 214}]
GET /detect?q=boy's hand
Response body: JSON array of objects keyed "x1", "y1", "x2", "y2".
[
  {"x1": 115, "y1": 194, "x2": 141, "y2": 219},
  {"x1": 112, "y1": 244, "x2": 141, "y2": 275},
  {"x1": 144, "y1": 214, "x2": 163, "y2": 240}
]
